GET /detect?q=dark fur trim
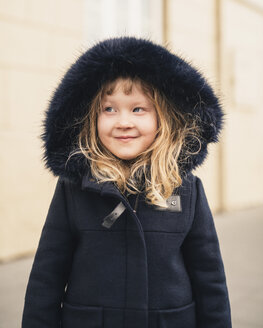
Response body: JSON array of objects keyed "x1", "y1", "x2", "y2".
[{"x1": 40, "y1": 36, "x2": 224, "y2": 184}]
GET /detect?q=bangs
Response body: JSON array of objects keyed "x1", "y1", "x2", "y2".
[{"x1": 101, "y1": 77, "x2": 154, "y2": 99}]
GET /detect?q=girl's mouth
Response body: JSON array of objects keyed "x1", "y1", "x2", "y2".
[{"x1": 116, "y1": 137, "x2": 137, "y2": 142}]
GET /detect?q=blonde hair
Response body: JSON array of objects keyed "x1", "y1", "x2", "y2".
[{"x1": 68, "y1": 77, "x2": 202, "y2": 208}]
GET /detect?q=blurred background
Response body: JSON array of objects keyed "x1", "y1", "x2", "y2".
[{"x1": 0, "y1": 0, "x2": 263, "y2": 327}]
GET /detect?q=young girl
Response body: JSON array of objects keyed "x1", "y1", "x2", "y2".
[{"x1": 22, "y1": 36, "x2": 232, "y2": 328}]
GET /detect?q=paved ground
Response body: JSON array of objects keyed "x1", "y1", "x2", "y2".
[
  {"x1": 0, "y1": 205, "x2": 263, "y2": 328},
  {"x1": 215, "y1": 205, "x2": 263, "y2": 328}
]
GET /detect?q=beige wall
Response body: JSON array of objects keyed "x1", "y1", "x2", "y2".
[
  {"x1": 167, "y1": 0, "x2": 263, "y2": 212},
  {"x1": 0, "y1": 0, "x2": 86, "y2": 261},
  {"x1": 221, "y1": 0, "x2": 263, "y2": 210},
  {"x1": 166, "y1": 0, "x2": 222, "y2": 212},
  {"x1": 1, "y1": 0, "x2": 262, "y2": 262}
]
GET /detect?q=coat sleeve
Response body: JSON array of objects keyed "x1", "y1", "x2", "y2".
[
  {"x1": 22, "y1": 177, "x2": 76, "y2": 328},
  {"x1": 182, "y1": 176, "x2": 232, "y2": 328}
]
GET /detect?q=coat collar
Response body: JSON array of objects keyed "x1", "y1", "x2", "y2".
[
  {"x1": 81, "y1": 166, "x2": 147, "y2": 198},
  {"x1": 81, "y1": 173, "x2": 104, "y2": 193},
  {"x1": 81, "y1": 172, "x2": 125, "y2": 200}
]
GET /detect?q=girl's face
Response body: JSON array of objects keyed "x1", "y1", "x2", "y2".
[{"x1": 97, "y1": 79, "x2": 158, "y2": 161}]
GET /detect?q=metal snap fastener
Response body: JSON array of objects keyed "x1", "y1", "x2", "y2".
[{"x1": 171, "y1": 200, "x2": 177, "y2": 206}]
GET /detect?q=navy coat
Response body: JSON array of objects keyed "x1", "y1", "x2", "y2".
[{"x1": 22, "y1": 37, "x2": 232, "y2": 327}]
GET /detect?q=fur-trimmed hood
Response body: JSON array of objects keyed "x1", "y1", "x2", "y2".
[{"x1": 40, "y1": 36, "x2": 224, "y2": 184}]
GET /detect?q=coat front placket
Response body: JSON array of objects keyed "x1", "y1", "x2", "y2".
[{"x1": 82, "y1": 176, "x2": 149, "y2": 328}]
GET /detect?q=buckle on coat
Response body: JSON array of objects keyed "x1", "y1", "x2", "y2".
[
  {"x1": 154, "y1": 195, "x2": 182, "y2": 212},
  {"x1": 102, "y1": 202, "x2": 126, "y2": 228}
]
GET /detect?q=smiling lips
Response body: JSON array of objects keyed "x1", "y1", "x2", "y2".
[{"x1": 116, "y1": 136, "x2": 137, "y2": 142}]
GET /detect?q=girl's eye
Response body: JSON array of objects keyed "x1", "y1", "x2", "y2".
[
  {"x1": 104, "y1": 107, "x2": 115, "y2": 112},
  {"x1": 133, "y1": 107, "x2": 144, "y2": 112},
  {"x1": 103, "y1": 107, "x2": 144, "y2": 113}
]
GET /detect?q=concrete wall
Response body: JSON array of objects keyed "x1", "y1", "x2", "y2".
[{"x1": 0, "y1": 0, "x2": 262, "y2": 261}]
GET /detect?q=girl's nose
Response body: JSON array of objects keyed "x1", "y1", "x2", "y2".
[
  {"x1": 115, "y1": 113, "x2": 135, "y2": 128},
  {"x1": 116, "y1": 121, "x2": 134, "y2": 128}
]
